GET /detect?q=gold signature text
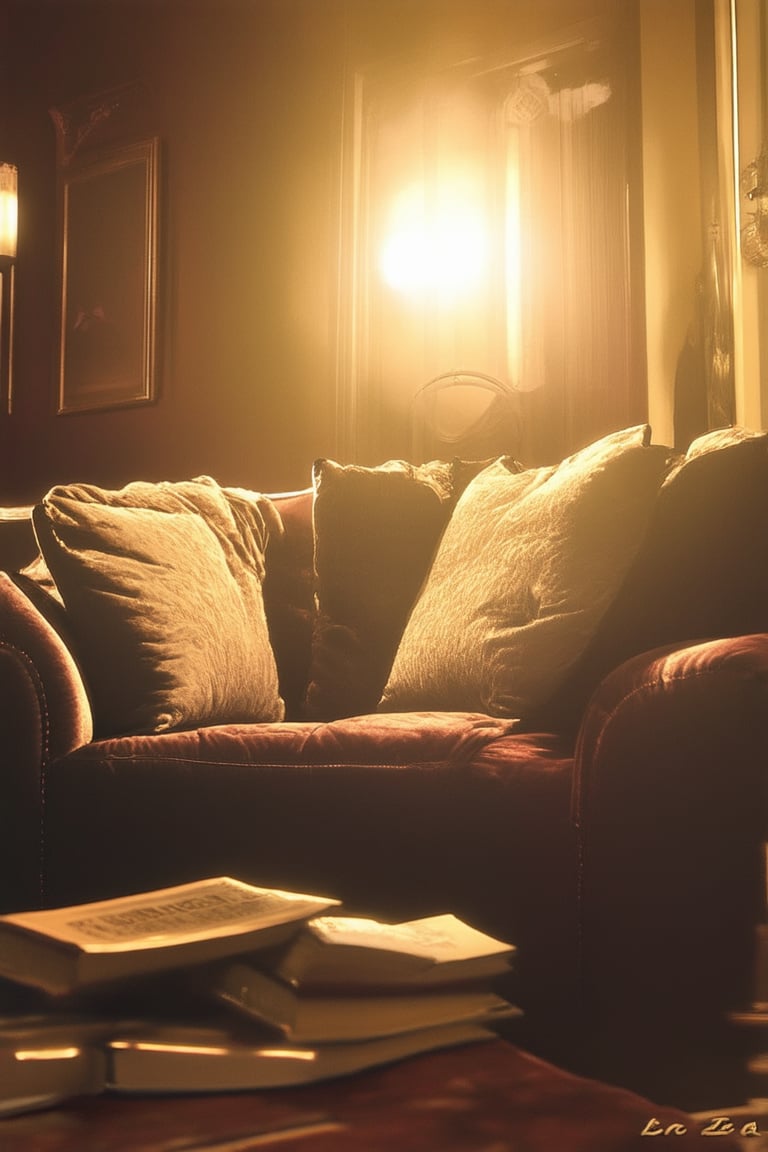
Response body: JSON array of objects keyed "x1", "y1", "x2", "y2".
[{"x1": 641, "y1": 1115, "x2": 762, "y2": 1137}]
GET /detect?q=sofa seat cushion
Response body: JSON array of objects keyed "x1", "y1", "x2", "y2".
[
  {"x1": 41, "y1": 714, "x2": 577, "y2": 1026},
  {"x1": 55, "y1": 710, "x2": 522, "y2": 769}
]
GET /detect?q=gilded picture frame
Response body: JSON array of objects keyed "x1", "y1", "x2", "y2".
[{"x1": 57, "y1": 136, "x2": 159, "y2": 415}]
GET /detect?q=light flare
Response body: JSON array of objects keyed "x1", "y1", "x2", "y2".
[{"x1": 379, "y1": 175, "x2": 489, "y2": 304}]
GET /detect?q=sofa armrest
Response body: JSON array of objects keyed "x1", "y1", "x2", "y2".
[
  {"x1": 575, "y1": 631, "x2": 768, "y2": 810},
  {"x1": 0, "y1": 573, "x2": 93, "y2": 910},
  {"x1": 572, "y1": 633, "x2": 768, "y2": 1102},
  {"x1": 574, "y1": 631, "x2": 768, "y2": 832}
]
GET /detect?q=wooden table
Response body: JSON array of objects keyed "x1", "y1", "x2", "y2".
[{"x1": 0, "y1": 1038, "x2": 748, "y2": 1151}]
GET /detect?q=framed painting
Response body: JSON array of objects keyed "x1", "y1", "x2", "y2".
[{"x1": 57, "y1": 136, "x2": 159, "y2": 415}]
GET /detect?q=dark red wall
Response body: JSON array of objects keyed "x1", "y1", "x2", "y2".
[
  {"x1": 1, "y1": 0, "x2": 348, "y2": 501},
  {"x1": 0, "y1": 0, "x2": 639, "y2": 503}
]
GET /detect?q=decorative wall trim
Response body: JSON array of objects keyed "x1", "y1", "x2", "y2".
[{"x1": 56, "y1": 136, "x2": 160, "y2": 415}]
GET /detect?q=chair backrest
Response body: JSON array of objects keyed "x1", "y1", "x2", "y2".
[{"x1": 411, "y1": 371, "x2": 520, "y2": 463}]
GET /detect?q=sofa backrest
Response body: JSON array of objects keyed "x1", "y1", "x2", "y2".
[
  {"x1": 261, "y1": 488, "x2": 316, "y2": 720},
  {"x1": 9, "y1": 429, "x2": 768, "y2": 734}
]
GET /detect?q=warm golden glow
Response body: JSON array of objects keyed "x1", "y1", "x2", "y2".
[
  {"x1": 505, "y1": 135, "x2": 523, "y2": 386},
  {"x1": 110, "y1": 1040, "x2": 318, "y2": 1061},
  {"x1": 111, "y1": 1041, "x2": 231, "y2": 1056},
  {"x1": 14, "y1": 1046, "x2": 82, "y2": 1061},
  {"x1": 0, "y1": 163, "x2": 18, "y2": 260},
  {"x1": 379, "y1": 173, "x2": 489, "y2": 304}
]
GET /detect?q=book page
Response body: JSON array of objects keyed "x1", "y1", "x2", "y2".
[
  {"x1": 1, "y1": 879, "x2": 339, "y2": 952},
  {"x1": 306, "y1": 914, "x2": 513, "y2": 962}
]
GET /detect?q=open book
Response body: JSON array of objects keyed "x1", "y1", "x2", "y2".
[
  {"x1": 0, "y1": 878, "x2": 340, "y2": 996},
  {"x1": 214, "y1": 960, "x2": 520, "y2": 1043},
  {"x1": 270, "y1": 912, "x2": 516, "y2": 990}
]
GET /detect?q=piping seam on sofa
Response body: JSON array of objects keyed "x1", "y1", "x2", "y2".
[{"x1": 0, "y1": 640, "x2": 51, "y2": 908}]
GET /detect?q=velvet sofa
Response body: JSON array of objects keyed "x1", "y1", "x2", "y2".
[{"x1": 1, "y1": 424, "x2": 767, "y2": 1111}]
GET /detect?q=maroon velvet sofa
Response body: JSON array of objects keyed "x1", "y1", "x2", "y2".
[{"x1": 1, "y1": 427, "x2": 767, "y2": 1111}]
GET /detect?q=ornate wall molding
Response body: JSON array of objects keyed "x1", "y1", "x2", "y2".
[{"x1": 49, "y1": 80, "x2": 152, "y2": 168}]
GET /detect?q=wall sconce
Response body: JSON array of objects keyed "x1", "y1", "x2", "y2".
[{"x1": 0, "y1": 162, "x2": 18, "y2": 414}]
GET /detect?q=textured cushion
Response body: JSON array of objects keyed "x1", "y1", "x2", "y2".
[
  {"x1": 539, "y1": 425, "x2": 768, "y2": 732},
  {"x1": 32, "y1": 477, "x2": 285, "y2": 737},
  {"x1": 380, "y1": 426, "x2": 671, "y2": 719},
  {"x1": 606, "y1": 424, "x2": 768, "y2": 648},
  {"x1": 304, "y1": 457, "x2": 497, "y2": 721}
]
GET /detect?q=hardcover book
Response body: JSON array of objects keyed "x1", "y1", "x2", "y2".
[
  {"x1": 0, "y1": 1014, "x2": 114, "y2": 1116},
  {"x1": 214, "y1": 960, "x2": 521, "y2": 1043},
  {"x1": 105, "y1": 1016, "x2": 505, "y2": 1093}
]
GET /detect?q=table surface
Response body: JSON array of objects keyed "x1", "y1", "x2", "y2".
[{"x1": 0, "y1": 1038, "x2": 747, "y2": 1152}]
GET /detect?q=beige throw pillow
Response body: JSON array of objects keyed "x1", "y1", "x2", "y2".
[
  {"x1": 379, "y1": 426, "x2": 671, "y2": 719},
  {"x1": 33, "y1": 477, "x2": 285, "y2": 737}
]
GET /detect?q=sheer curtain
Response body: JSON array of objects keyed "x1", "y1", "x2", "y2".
[{"x1": 338, "y1": 21, "x2": 646, "y2": 466}]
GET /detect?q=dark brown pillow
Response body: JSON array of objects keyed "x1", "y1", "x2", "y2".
[
  {"x1": 538, "y1": 425, "x2": 768, "y2": 733},
  {"x1": 304, "y1": 457, "x2": 498, "y2": 720},
  {"x1": 33, "y1": 477, "x2": 285, "y2": 737}
]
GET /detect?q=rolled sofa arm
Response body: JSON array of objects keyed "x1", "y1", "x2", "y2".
[
  {"x1": 0, "y1": 573, "x2": 92, "y2": 911},
  {"x1": 572, "y1": 633, "x2": 768, "y2": 1103}
]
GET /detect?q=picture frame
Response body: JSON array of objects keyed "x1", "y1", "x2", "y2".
[{"x1": 57, "y1": 136, "x2": 159, "y2": 415}]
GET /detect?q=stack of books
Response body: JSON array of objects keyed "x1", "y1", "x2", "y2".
[{"x1": 0, "y1": 876, "x2": 521, "y2": 1113}]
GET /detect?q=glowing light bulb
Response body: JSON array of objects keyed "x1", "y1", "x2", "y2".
[
  {"x1": 0, "y1": 163, "x2": 18, "y2": 259},
  {"x1": 379, "y1": 174, "x2": 488, "y2": 304}
]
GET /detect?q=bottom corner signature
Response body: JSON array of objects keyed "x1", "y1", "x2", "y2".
[{"x1": 642, "y1": 1115, "x2": 764, "y2": 1137}]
